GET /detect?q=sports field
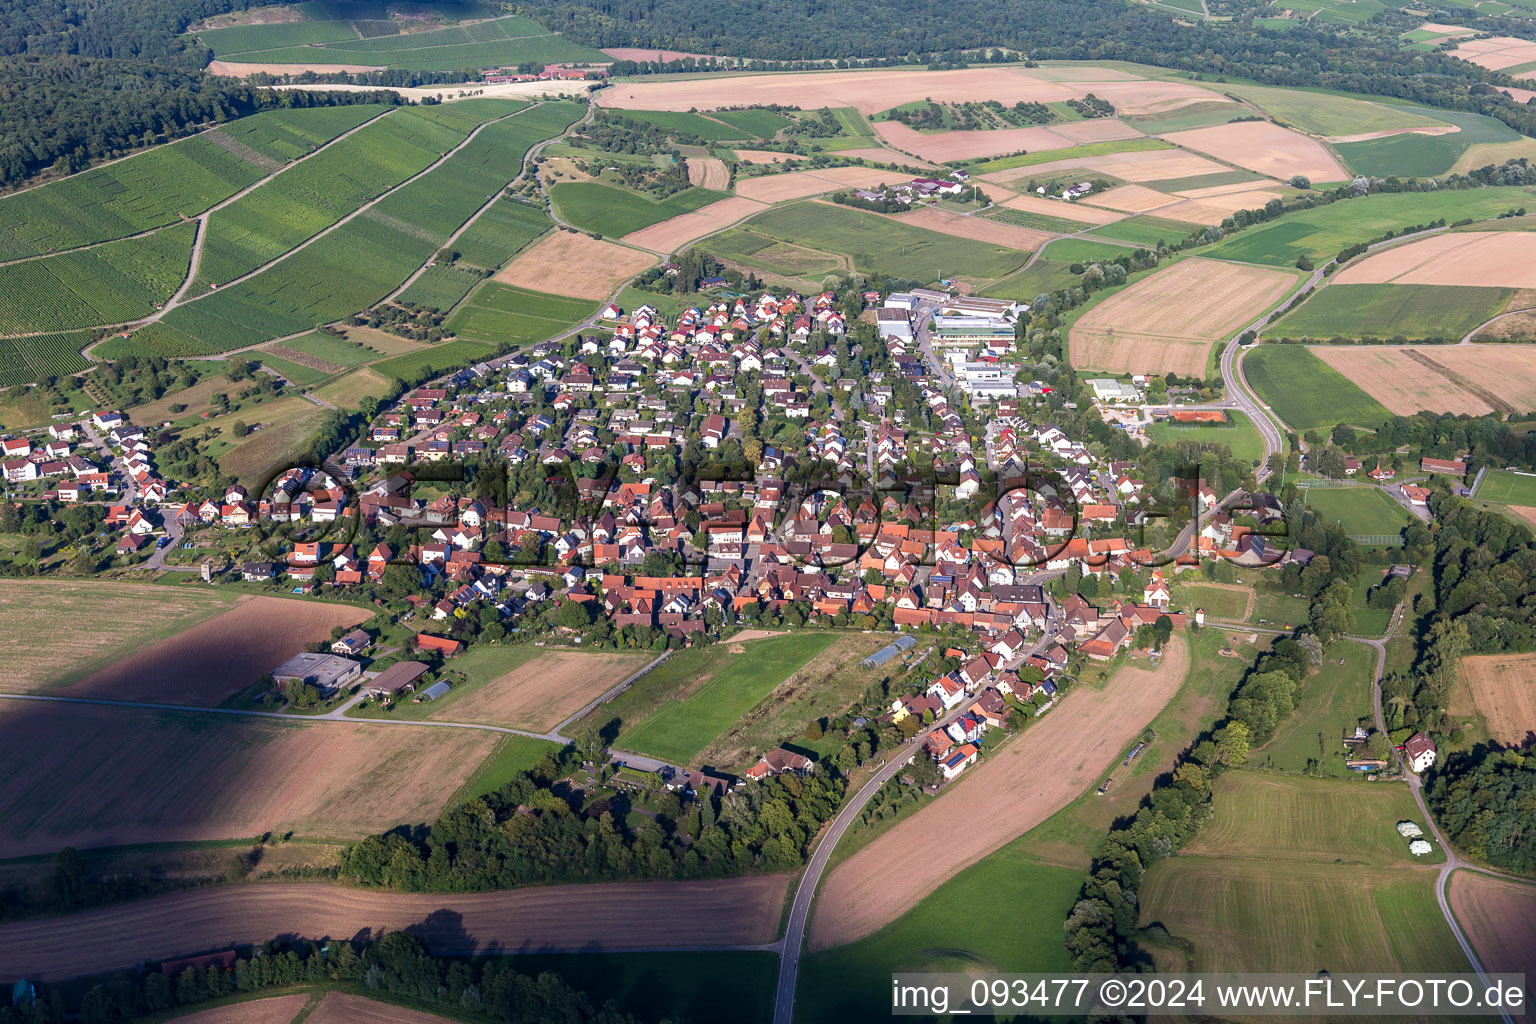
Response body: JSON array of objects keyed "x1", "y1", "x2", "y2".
[
  {"x1": 1303, "y1": 484, "x2": 1415, "y2": 537},
  {"x1": 1147, "y1": 410, "x2": 1266, "y2": 462},
  {"x1": 1473, "y1": 469, "x2": 1536, "y2": 505},
  {"x1": 1241, "y1": 345, "x2": 1391, "y2": 430},
  {"x1": 1203, "y1": 188, "x2": 1536, "y2": 268},
  {"x1": 1311, "y1": 344, "x2": 1536, "y2": 417},
  {"x1": 1139, "y1": 772, "x2": 1466, "y2": 975},
  {"x1": 1266, "y1": 283, "x2": 1512, "y2": 341},
  {"x1": 615, "y1": 633, "x2": 838, "y2": 764},
  {"x1": 1070, "y1": 258, "x2": 1295, "y2": 378}
]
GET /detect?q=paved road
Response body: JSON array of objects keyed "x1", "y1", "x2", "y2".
[{"x1": 79, "y1": 420, "x2": 137, "y2": 503}]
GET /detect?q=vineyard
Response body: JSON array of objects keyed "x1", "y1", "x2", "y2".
[
  {"x1": 0, "y1": 222, "x2": 196, "y2": 335},
  {"x1": 0, "y1": 106, "x2": 384, "y2": 262},
  {"x1": 138, "y1": 102, "x2": 583, "y2": 353},
  {"x1": 193, "y1": 104, "x2": 516, "y2": 288},
  {"x1": 0, "y1": 332, "x2": 91, "y2": 387},
  {"x1": 399, "y1": 264, "x2": 485, "y2": 312},
  {"x1": 452, "y1": 197, "x2": 550, "y2": 269}
]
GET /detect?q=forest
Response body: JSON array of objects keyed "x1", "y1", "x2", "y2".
[{"x1": 1427, "y1": 749, "x2": 1536, "y2": 874}]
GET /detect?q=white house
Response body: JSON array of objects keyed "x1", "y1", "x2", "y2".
[{"x1": 1403, "y1": 732, "x2": 1437, "y2": 773}]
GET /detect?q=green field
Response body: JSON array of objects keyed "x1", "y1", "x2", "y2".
[
  {"x1": 984, "y1": 206, "x2": 1104, "y2": 233},
  {"x1": 0, "y1": 106, "x2": 384, "y2": 261},
  {"x1": 1267, "y1": 283, "x2": 1512, "y2": 341},
  {"x1": 1203, "y1": 187, "x2": 1536, "y2": 267},
  {"x1": 710, "y1": 108, "x2": 795, "y2": 137},
  {"x1": 550, "y1": 181, "x2": 727, "y2": 236},
  {"x1": 201, "y1": 14, "x2": 608, "y2": 71},
  {"x1": 1148, "y1": 411, "x2": 1266, "y2": 462},
  {"x1": 452, "y1": 734, "x2": 563, "y2": 803},
  {"x1": 1242, "y1": 344, "x2": 1392, "y2": 430},
  {"x1": 1140, "y1": 771, "x2": 1464, "y2": 974},
  {"x1": 981, "y1": 257, "x2": 1081, "y2": 299},
  {"x1": 0, "y1": 220, "x2": 196, "y2": 334},
  {"x1": 1217, "y1": 83, "x2": 1449, "y2": 137},
  {"x1": 510, "y1": 952, "x2": 777, "y2": 1024},
  {"x1": 971, "y1": 137, "x2": 1172, "y2": 173},
  {"x1": 607, "y1": 109, "x2": 751, "y2": 141},
  {"x1": 1335, "y1": 107, "x2": 1526, "y2": 177},
  {"x1": 1172, "y1": 582, "x2": 1251, "y2": 620},
  {"x1": 715, "y1": 202, "x2": 1031, "y2": 283},
  {"x1": 368, "y1": 339, "x2": 497, "y2": 382},
  {"x1": 132, "y1": 103, "x2": 581, "y2": 355},
  {"x1": 195, "y1": 105, "x2": 507, "y2": 287},
  {"x1": 616, "y1": 633, "x2": 838, "y2": 764},
  {"x1": 1252, "y1": 643, "x2": 1377, "y2": 776},
  {"x1": 451, "y1": 197, "x2": 550, "y2": 269},
  {"x1": 272, "y1": 331, "x2": 384, "y2": 369},
  {"x1": 258, "y1": 354, "x2": 331, "y2": 386},
  {"x1": 447, "y1": 283, "x2": 592, "y2": 345},
  {"x1": 1304, "y1": 484, "x2": 1415, "y2": 536},
  {"x1": 1041, "y1": 236, "x2": 1136, "y2": 264},
  {"x1": 1086, "y1": 214, "x2": 1202, "y2": 247},
  {"x1": 1473, "y1": 469, "x2": 1536, "y2": 505}
]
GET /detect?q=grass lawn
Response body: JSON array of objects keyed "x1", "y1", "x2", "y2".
[
  {"x1": 349, "y1": 645, "x2": 541, "y2": 723},
  {"x1": 256, "y1": 354, "x2": 332, "y2": 387},
  {"x1": 549, "y1": 182, "x2": 728, "y2": 236},
  {"x1": 509, "y1": 951, "x2": 777, "y2": 1024},
  {"x1": 1266, "y1": 283, "x2": 1513, "y2": 341},
  {"x1": 1203, "y1": 187, "x2": 1536, "y2": 267},
  {"x1": 273, "y1": 331, "x2": 385, "y2": 369},
  {"x1": 1085, "y1": 214, "x2": 1202, "y2": 247},
  {"x1": 211, "y1": 397, "x2": 330, "y2": 486},
  {"x1": 1242, "y1": 344, "x2": 1391, "y2": 431},
  {"x1": 1147, "y1": 410, "x2": 1266, "y2": 463},
  {"x1": 1041, "y1": 236, "x2": 1138, "y2": 264},
  {"x1": 451, "y1": 734, "x2": 563, "y2": 803},
  {"x1": 1351, "y1": 573, "x2": 1395, "y2": 637},
  {"x1": 1303, "y1": 485, "x2": 1414, "y2": 538},
  {"x1": 447, "y1": 283, "x2": 593, "y2": 345},
  {"x1": 368, "y1": 339, "x2": 498, "y2": 383},
  {"x1": 978, "y1": 257, "x2": 1081, "y2": 299},
  {"x1": 312, "y1": 367, "x2": 389, "y2": 409},
  {"x1": 1472, "y1": 469, "x2": 1536, "y2": 505},
  {"x1": 1216, "y1": 83, "x2": 1450, "y2": 137},
  {"x1": 614, "y1": 633, "x2": 839, "y2": 765},
  {"x1": 970, "y1": 137, "x2": 1172, "y2": 174},
  {"x1": 1251, "y1": 588, "x2": 1310, "y2": 627},
  {"x1": 1252, "y1": 642, "x2": 1377, "y2": 776},
  {"x1": 1171, "y1": 582, "x2": 1250, "y2": 620}
]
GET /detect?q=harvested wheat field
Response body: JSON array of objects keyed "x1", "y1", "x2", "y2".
[
  {"x1": 430, "y1": 650, "x2": 648, "y2": 732},
  {"x1": 873, "y1": 121, "x2": 1075, "y2": 163},
  {"x1": 1052, "y1": 118, "x2": 1146, "y2": 144},
  {"x1": 1312, "y1": 345, "x2": 1536, "y2": 416},
  {"x1": 1163, "y1": 121, "x2": 1347, "y2": 182},
  {"x1": 1335, "y1": 231, "x2": 1536, "y2": 289},
  {"x1": 1086, "y1": 79, "x2": 1234, "y2": 117},
  {"x1": 168, "y1": 995, "x2": 311, "y2": 1024},
  {"x1": 598, "y1": 67, "x2": 1082, "y2": 113},
  {"x1": 0, "y1": 701, "x2": 495, "y2": 857},
  {"x1": 1081, "y1": 183, "x2": 1179, "y2": 213},
  {"x1": 495, "y1": 230, "x2": 654, "y2": 298},
  {"x1": 734, "y1": 167, "x2": 890, "y2": 203},
  {"x1": 1453, "y1": 36, "x2": 1536, "y2": 72},
  {"x1": 1156, "y1": 188, "x2": 1285, "y2": 226},
  {"x1": 206, "y1": 60, "x2": 381, "y2": 76},
  {"x1": 1447, "y1": 872, "x2": 1536, "y2": 982},
  {"x1": 1072, "y1": 258, "x2": 1294, "y2": 377},
  {"x1": 305, "y1": 993, "x2": 452, "y2": 1024},
  {"x1": 622, "y1": 195, "x2": 769, "y2": 252},
  {"x1": 0, "y1": 580, "x2": 243, "y2": 695},
  {"x1": 1502, "y1": 86, "x2": 1536, "y2": 104},
  {"x1": 1000, "y1": 192, "x2": 1123, "y2": 225},
  {"x1": 0, "y1": 876, "x2": 790, "y2": 980},
  {"x1": 685, "y1": 156, "x2": 730, "y2": 190},
  {"x1": 55, "y1": 595, "x2": 369, "y2": 706},
  {"x1": 809, "y1": 638, "x2": 1190, "y2": 949},
  {"x1": 1458, "y1": 652, "x2": 1536, "y2": 746},
  {"x1": 824, "y1": 146, "x2": 928, "y2": 166},
  {"x1": 984, "y1": 147, "x2": 1230, "y2": 185}
]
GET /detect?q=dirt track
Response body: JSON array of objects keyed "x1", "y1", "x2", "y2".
[
  {"x1": 809, "y1": 638, "x2": 1190, "y2": 949},
  {"x1": 0, "y1": 876, "x2": 790, "y2": 980}
]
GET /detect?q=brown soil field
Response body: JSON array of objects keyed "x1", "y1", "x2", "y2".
[
  {"x1": 1156, "y1": 188, "x2": 1284, "y2": 226},
  {"x1": 984, "y1": 147, "x2": 1229, "y2": 185},
  {"x1": 494, "y1": 230, "x2": 654, "y2": 299},
  {"x1": 1311, "y1": 345, "x2": 1536, "y2": 416},
  {"x1": 621, "y1": 195, "x2": 769, "y2": 252},
  {"x1": 0, "y1": 876, "x2": 790, "y2": 980},
  {"x1": 0, "y1": 702, "x2": 495, "y2": 857},
  {"x1": 809, "y1": 638, "x2": 1191, "y2": 949},
  {"x1": 1173, "y1": 179, "x2": 1275, "y2": 199},
  {"x1": 1508, "y1": 505, "x2": 1536, "y2": 529},
  {"x1": 206, "y1": 60, "x2": 383, "y2": 76},
  {"x1": 168, "y1": 995, "x2": 310, "y2": 1024},
  {"x1": 1502, "y1": 86, "x2": 1536, "y2": 104},
  {"x1": 1051, "y1": 118, "x2": 1146, "y2": 144},
  {"x1": 1071, "y1": 258, "x2": 1294, "y2": 378},
  {"x1": 0, "y1": 580, "x2": 244, "y2": 694},
  {"x1": 1081, "y1": 183, "x2": 1179, "y2": 213},
  {"x1": 596, "y1": 68, "x2": 1084, "y2": 113},
  {"x1": 1334, "y1": 231, "x2": 1536, "y2": 289},
  {"x1": 1000, "y1": 192, "x2": 1124, "y2": 225},
  {"x1": 430, "y1": 650, "x2": 649, "y2": 731},
  {"x1": 824, "y1": 146, "x2": 931, "y2": 166},
  {"x1": 1420, "y1": 21, "x2": 1476, "y2": 37},
  {"x1": 56, "y1": 595, "x2": 369, "y2": 706},
  {"x1": 601, "y1": 47, "x2": 719, "y2": 62},
  {"x1": 734, "y1": 166, "x2": 891, "y2": 203},
  {"x1": 730, "y1": 629, "x2": 788, "y2": 642},
  {"x1": 1447, "y1": 871, "x2": 1536, "y2": 982},
  {"x1": 1453, "y1": 36, "x2": 1536, "y2": 71},
  {"x1": 872, "y1": 121, "x2": 1074, "y2": 163},
  {"x1": 823, "y1": 201, "x2": 1051, "y2": 251},
  {"x1": 305, "y1": 993, "x2": 452, "y2": 1024},
  {"x1": 685, "y1": 156, "x2": 730, "y2": 190},
  {"x1": 1162, "y1": 121, "x2": 1346, "y2": 182},
  {"x1": 1457, "y1": 652, "x2": 1536, "y2": 746},
  {"x1": 1087, "y1": 80, "x2": 1233, "y2": 117}
]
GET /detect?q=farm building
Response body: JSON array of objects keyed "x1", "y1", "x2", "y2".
[
  {"x1": 414, "y1": 680, "x2": 452, "y2": 702},
  {"x1": 365, "y1": 661, "x2": 430, "y2": 700},
  {"x1": 1420, "y1": 457, "x2": 1467, "y2": 476},
  {"x1": 415, "y1": 633, "x2": 463, "y2": 656},
  {"x1": 271, "y1": 652, "x2": 361, "y2": 696},
  {"x1": 1403, "y1": 731, "x2": 1438, "y2": 773}
]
